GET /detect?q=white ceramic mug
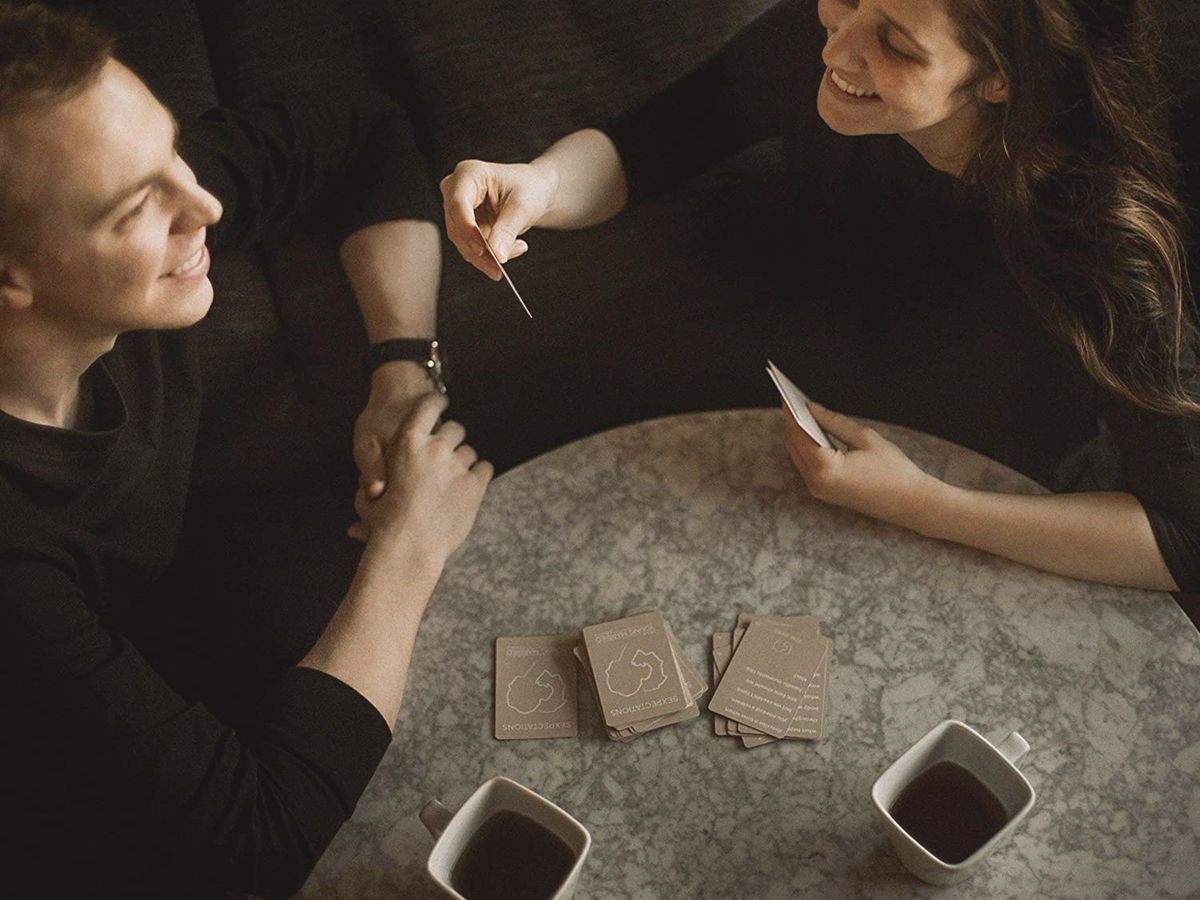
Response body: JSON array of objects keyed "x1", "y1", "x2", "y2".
[
  {"x1": 872, "y1": 719, "x2": 1036, "y2": 885},
  {"x1": 420, "y1": 776, "x2": 591, "y2": 900}
]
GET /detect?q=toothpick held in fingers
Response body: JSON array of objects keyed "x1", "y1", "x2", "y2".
[{"x1": 475, "y1": 224, "x2": 533, "y2": 318}]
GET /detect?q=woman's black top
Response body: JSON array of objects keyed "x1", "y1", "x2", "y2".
[{"x1": 607, "y1": 0, "x2": 1200, "y2": 591}]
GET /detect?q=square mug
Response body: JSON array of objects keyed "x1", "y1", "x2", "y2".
[
  {"x1": 420, "y1": 776, "x2": 591, "y2": 900},
  {"x1": 872, "y1": 719, "x2": 1035, "y2": 885}
]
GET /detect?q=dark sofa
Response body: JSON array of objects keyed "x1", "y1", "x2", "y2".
[{"x1": 65, "y1": 0, "x2": 791, "y2": 487}]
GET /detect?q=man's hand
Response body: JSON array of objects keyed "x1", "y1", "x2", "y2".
[
  {"x1": 782, "y1": 401, "x2": 939, "y2": 532},
  {"x1": 348, "y1": 392, "x2": 492, "y2": 571},
  {"x1": 354, "y1": 361, "x2": 436, "y2": 498}
]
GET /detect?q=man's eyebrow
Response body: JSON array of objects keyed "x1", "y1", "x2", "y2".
[
  {"x1": 880, "y1": 12, "x2": 929, "y2": 55},
  {"x1": 92, "y1": 112, "x2": 181, "y2": 224}
]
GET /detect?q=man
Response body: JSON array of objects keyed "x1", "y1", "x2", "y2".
[{"x1": 0, "y1": 3, "x2": 491, "y2": 897}]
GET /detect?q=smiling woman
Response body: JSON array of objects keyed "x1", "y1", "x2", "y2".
[{"x1": 438, "y1": 0, "x2": 1200, "y2": 593}]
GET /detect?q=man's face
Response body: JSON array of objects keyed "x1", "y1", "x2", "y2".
[{"x1": 0, "y1": 59, "x2": 222, "y2": 338}]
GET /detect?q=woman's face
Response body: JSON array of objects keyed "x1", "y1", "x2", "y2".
[{"x1": 816, "y1": 0, "x2": 989, "y2": 157}]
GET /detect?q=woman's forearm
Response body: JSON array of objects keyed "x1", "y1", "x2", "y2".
[
  {"x1": 912, "y1": 484, "x2": 1179, "y2": 592},
  {"x1": 529, "y1": 128, "x2": 628, "y2": 228}
]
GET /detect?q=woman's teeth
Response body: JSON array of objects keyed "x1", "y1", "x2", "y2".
[
  {"x1": 831, "y1": 69, "x2": 878, "y2": 98},
  {"x1": 168, "y1": 247, "x2": 204, "y2": 276}
]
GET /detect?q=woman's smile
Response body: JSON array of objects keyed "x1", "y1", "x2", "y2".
[{"x1": 828, "y1": 67, "x2": 880, "y2": 100}]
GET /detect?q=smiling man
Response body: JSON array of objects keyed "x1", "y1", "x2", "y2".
[{"x1": 0, "y1": 4, "x2": 491, "y2": 898}]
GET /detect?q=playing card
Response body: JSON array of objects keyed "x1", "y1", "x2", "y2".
[
  {"x1": 495, "y1": 635, "x2": 578, "y2": 739},
  {"x1": 476, "y1": 224, "x2": 533, "y2": 318},
  {"x1": 741, "y1": 636, "x2": 831, "y2": 747},
  {"x1": 707, "y1": 621, "x2": 826, "y2": 739},
  {"x1": 766, "y1": 359, "x2": 832, "y2": 449},
  {"x1": 582, "y1": 610, "x2": 691, "y2": 729}
]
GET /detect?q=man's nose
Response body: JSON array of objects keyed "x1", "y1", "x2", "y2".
[{"x1": 173, "y1": 181, "x2": 222, "y2": 233}]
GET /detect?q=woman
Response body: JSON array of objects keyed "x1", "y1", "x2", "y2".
[{"x1": 441, "y1": 0, "x2": 1200, "y2": 593}]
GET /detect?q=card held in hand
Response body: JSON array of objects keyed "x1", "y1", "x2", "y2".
[
  {"x1": 495, "y1": 635, "x2": 578, "y2": 740},
  {"x1": 582, "y1": 610, "x2": 691, "y2": 729},
  {"x1": 766, "y1": 359, "x2": 832, "y2": 449}
]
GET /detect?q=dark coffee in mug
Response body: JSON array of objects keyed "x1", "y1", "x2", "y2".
[
  {"x1": 449, "y1": 808, "x2": 576, "y2": 900},
  {"x1": 889, "y1": 760, "x2": 1010, "y2": 864}
]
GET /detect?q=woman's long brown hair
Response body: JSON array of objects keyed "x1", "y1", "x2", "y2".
[{"x1": 951, "y1": 0, "x2": 1199, "y2": 417}]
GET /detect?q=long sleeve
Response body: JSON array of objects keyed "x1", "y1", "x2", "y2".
[
  {"x1": 604, "y1": 0, "x2": 823, "y2": 203},
  {"x1": 186, "y1": 86, "x2": 439, "y2": 251},
  {"x1": 2, "y1": 533, "x2": 391, "y2": 898},
  {"x1": 0, "y1": 86, "x2": 437, "y2": 898}
]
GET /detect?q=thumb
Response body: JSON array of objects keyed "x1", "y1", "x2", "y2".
[
  {"x1": 356, "y1": 437, "x2": 387, "y2": 498},
  {"x1": 808, "y1": 402, "x2": 877, "y2": 449},
  {"x1": 488, "y1": 200, "x2": 534, "y2": 262}
]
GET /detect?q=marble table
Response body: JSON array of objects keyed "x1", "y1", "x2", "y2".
[{"x1": 302, "y1": 409, "x2": 1200, "y2": 900}]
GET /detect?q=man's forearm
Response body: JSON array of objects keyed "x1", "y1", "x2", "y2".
[
  {"x1": 298, "y1": 540, "x2": 442, "y2": 730},
  {"x1": 913, "y1": 484, "x2": 1179, "y2": 592},
  {"x1": 339, "y1": 219, "x2": 440, "y2": 342}
]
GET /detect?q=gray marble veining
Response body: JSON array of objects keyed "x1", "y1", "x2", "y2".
[{"x1": 301, "y1": 409, "x2": 1200, "y2": 900}]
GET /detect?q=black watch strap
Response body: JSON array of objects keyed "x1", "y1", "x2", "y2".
[{"x1": 363, "y1": 338, "x2": 447, "y2": 393}]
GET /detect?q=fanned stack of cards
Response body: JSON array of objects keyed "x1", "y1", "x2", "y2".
[
  {"x1": 707, "y1": 614, "x2": 832, "y2": 749},
  {"x1": 574, "y1": 610, "x2": 708, "y2": 742}
]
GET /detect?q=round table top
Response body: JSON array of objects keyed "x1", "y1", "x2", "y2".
[{"x1": 303, "y1": 409, "x2": 1200, "y2": 900}]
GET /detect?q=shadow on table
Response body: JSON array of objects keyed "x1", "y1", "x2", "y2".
[{"x1": 1174, "y1": 594, "x2": 1200, "y2": 631}]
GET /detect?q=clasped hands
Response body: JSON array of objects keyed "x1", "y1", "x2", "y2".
[{"x1": 347, "y1": 368, "x2": 492, "y2": 565}]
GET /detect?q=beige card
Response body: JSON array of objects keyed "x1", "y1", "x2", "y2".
[
  {"x1": 707, "y1": 621, "x2": 826, "y2": 739},
  {"x1": 583, "y1": 610, "x2": 691, "y2": 729},
  {"x1": 741, "y1": 637, "x2": 831, "y2": 747},
  {"x1": 627, "y1": 622, "x2": 706, "y2": 734},
  {"x1": 495, "y1": 635, "x2": 578, "y2": 740},
  {"x1": 711, "y1": 633, "x2": 733, "y2": 736},
  {"x1": 727, "y1": 617, "x2": 820, "y2": 736}
]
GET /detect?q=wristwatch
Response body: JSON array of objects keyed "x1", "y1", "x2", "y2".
[{"x1": 363, "y1": 338, "x2": 447, "y2": 394}]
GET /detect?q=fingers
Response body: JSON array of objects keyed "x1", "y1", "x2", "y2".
[
  {"x1": 487, "y1": 199, "x2": 535, "y2": 263},
  {"x1": 440, "y1": 162, "x2": 501, "y2": 279},
  {"x1": 404, "y1": 391, "x2": 451, "y2": 437},
  {"x1": 455, "y1": 441, "x2": 478, "y2": 468},
  {"x1": 808, "y1": 402, "x2": 878, "y2": 448},
  {"x1": 354, "y1": 436, "x2": 387, "y2": 499},
  {"x1": 435, "y1": 419, "x2": 467, "y2": 448},
  {"x1": 470, "y1": 459, "x2": 495, "y2": 492}
]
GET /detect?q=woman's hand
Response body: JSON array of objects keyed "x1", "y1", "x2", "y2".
[
  {"x1": 348, "y1": 392, "x2": 492, "y2": 571},
  {"x1": 440, "y1": 159, "x2": 556, "y2": 280},
  {"x1": 782, "y1": 401, "x2": 939, "y2": 532}
]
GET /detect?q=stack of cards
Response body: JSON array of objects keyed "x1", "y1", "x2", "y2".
[
  {"x1": 575, "y1": 610, "x2": 707, "y2": 742},
  {"x1": 707, "y1": 614, "x2": 832, "y2": 749}
]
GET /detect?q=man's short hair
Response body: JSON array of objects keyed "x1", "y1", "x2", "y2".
[
  {"x1": 0, "y1": 2, "x2": 113, "y2": 116},
  {"x1": 0, "y1": 2, "x2": 113, "y2": 256}
]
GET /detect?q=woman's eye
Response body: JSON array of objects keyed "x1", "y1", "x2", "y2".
[{"x1": 881, "y1": 35, "x2": 917, "y2": 62}]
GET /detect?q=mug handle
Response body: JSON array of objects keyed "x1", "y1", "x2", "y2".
[
  {"x1": 420, "y1": 799, "x2": 455, "y2": 840},
  {"x1": 996, "y1": 731, "x2": 1030, "y2": 765}
]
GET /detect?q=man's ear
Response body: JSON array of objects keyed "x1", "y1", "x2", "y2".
[
  {"x1": 0, "y1": 260, "x2": 34, "y2": 312},
  {"x1": 979, "y1": 73, "x2": 1009, "y2": 105}
]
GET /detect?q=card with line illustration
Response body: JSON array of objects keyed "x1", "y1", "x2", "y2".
[
  {"x1": 582, "y1": 610, "x2": 691, "y2": 729},
  {"x1": 495, "y1": 635, "x2": 578, "y2": 740}
]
